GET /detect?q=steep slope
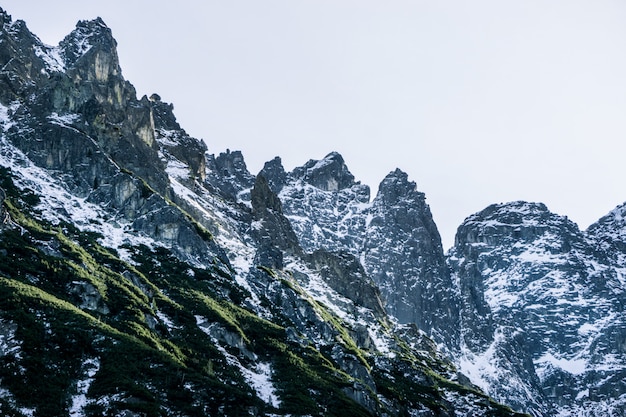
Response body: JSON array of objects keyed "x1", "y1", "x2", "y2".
[
  {"x1": 449, "y1": 201, "x2": 626, "y2": 416},
  {"x1": 264, "y1": 153, "x2": 459, "y2": 347},
  {"x1": 0, "y1": 8, "x2": 524, "y2": 417},
  {"x1": 587, "y1": 202, "x2": 626, "y2": 281}
]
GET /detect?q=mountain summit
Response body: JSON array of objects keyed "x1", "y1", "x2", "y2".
[{"x1": 0, "y1": 8, "x2": 624, "y2": 417}]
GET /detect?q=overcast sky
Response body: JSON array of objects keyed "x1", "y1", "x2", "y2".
[{"x1": 4, "y1": 1, "x2": 626, "y2": 249}]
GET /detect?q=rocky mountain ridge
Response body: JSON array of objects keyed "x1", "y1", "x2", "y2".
[
  {"x1": 449, "y1": 202, "x2": 626, "y2": 415},
  {"x1": 0, "y1": 8, "x2": 623, "y2": 417}
]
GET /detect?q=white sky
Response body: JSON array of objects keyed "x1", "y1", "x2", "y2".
[{"x1": 3, "y1": 1, "x2": 626, "y2": 249}]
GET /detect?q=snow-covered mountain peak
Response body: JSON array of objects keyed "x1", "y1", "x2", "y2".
[
  {"x1": 461, "y1": 201, "x2": 551, "y2": 226},
  {"x1": 291, "y1": 151, "x2": 359, "y2": 192},
  {"x1": 455, "y1": 201, "x2": 583, "y2": 248},
  {"x1": 450, "y1": 200, "x2": 626, "y2": 416},
  {"x1": 60, "y1": 17, "x2": 112, "y2": 55},
  {"x1": 58, "y1": 16, "x2": 120, "y2": 81},
  {"x1": 374, "y1": 168, "x2": 425, "y2": 207}
]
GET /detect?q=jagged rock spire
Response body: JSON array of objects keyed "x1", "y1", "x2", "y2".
[
  {"x1": 291, "y1": 151, "x2": 357, "y2": 191},
  {"x1": 259, "y1": 156, "x2": 287, "y2": 194},
  {"x1": 59, "y1": 17, "x2": 120, "y2": 79}
]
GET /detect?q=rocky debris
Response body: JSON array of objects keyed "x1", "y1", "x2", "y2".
[{"x1": 68, "y1": 281, "x2": 110, "y2": 315}]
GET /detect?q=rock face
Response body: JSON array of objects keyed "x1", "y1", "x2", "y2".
[
  {"x1": 206, "y1": 150, "x2": 255, "y2": 201},
  {"x1": 274, "y1": 154, "x2": 459, "y2": 346},
  {"x1": 363, "y1": 169, "x2": 458, "y2": 344},
  {"x1": 449, "y1": 202, "x2": 626, "y2": 416},
  {"x1": 0, "y1": 7, "x2": 624, "y2": 417},
  {"x1": 290, "y1": 151, "x2": 356, "y2": 192}
]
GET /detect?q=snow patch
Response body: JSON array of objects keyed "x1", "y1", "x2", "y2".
[
  {"x1": 69, "y1": 357, "x2": 100, "y2": 416},
  {"x1": 195, "y1": 315, "x2": 280, "y2": 408},
  {"x1": 156, "y1": 310, "x2": 180, "y2": 332},
  {"x1": 155, "y1": 129, "x2": 180, "y2": 147},
  {"x1": 536, "y1": 351, "x2": 587, "y2": 377},
  {"x1": 0, "y1": 319, "x2": 21, "y2": 365},
  {"x1": 48, "y1": 112, "x2": 81, "y2": 126},
  {"x1": 0, "y1": 135, "x2": 157, "y2": 262},
  {"x1": 33, "y1": 44, "x2": 65, "y2": 73},
  {"x1": 577, "y1": 323, "x2": 597, "y2": 336},
  {"x1": 0, "y1": 101, "x2": 19, "y2": 132},
  {"x1": 576, "y1": 388, "x2": 589, "y2": 400},
  {"x1": 458, "y1": 339, "x2": 501, "y2": 394},
  {"x1": 240, "y1": 361, "x2": 281, "y2": 408}
]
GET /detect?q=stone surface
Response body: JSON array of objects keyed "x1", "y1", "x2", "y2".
[{"x1": 449, "y1": 201, "x2": 626, "y2": 416}]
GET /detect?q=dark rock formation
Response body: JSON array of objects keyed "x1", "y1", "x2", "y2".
[
  {"x1": 307, "y1": 250, "x2": 386, "y2": 319},
  {"x1": 258, "y1": 156, "x2": 287, "y2": 194},
  {"x1": 205, "y1": 150, "x2": 255, "y2": 201},
  {"x1": 364, "y1": 169, "x2": 459, "y2": 344},
  {"x1": 278, "y1": 159, "x2": 459, "y2": 346},
  {"x1": 291, "y1": 151, "x2": 356, "y2": 192}
]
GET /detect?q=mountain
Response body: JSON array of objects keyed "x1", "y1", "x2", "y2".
[
  {"x1": 0, "y1": 8, "x2": 524, "y2": 417},
  {"x1": 262, "y1": 154, "x2": 459, "y2": 346},
  {"x1": 0, "y1": 7, "x2": 623, "y2": 417},
  {"x1": 449, "y1": 202, "x2": 626, "y2": 416}
]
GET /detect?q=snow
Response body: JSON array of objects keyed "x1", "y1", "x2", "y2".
[
  {"x1": 33, "y1": 44, "x2": 65, "y2": 73},
  {"x1": 69, "y1": 357, "x2": 100, "y2": 417},
  {"x1": 555, "y1": 394, "x2": 626, "y2": 417},
  {"x1": 536, "y1": 352, "x2": 587, "y2": 377},
  {"x1": 309, "y1": 154, "x2": 335, "y2": 172},
  {"x1": 18, "y1": 407, "x2": 36, "y2": 417},
  {"x1": 577, "y1": 323, "x2": 597, "y2": 335},
  {"x1": 458, "y1": 336, "x2": 501, "y2": 394},
  {"x1": 72, "y1": 30, "x2": 94, "y2": 57},
  {"x1": 576, "y1": 389, "x2": 589, "y2": 400},
  {"x1": 0, "y1": 319, "x2": 20, "y2": 358},
  {"x1": 155, "y1": 129, "x2": 181, "y2": 147},
  {"x1": 279, "y1": 180, "x2": 371, "y2": 255},
  {"x1": 0, "y1": 387, "x2": 35, "y2": 416},
  {"x1": 239, "y1": 361, "x2": 281, "y2": 408},
  {"x1": 195, "y1": 315, "x2": 281, "y2": 408},
  {"x1": 164, "y1": 158, "x2": 190, "y2": 182},
  {"x1": 48, "y1": 112, "x2": 81, "y2": 125},
  {"x1": 0, "y1": 101, "x2": 19, "y2": 132},
  {"x1": 0, "y1": 135, "x2": 157, "y2": 262},
  {"x1": 156, "y1": 310, "x2": 179, "y2": 332}
]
